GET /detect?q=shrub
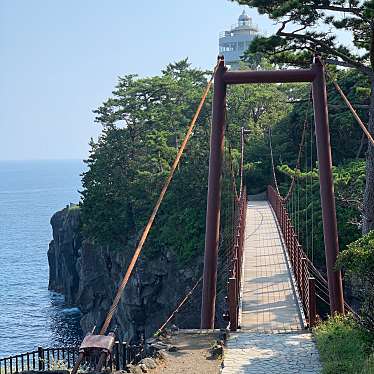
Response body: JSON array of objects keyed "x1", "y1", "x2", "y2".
[
  {"x1": 337, "y1": 230, "x2": 374, "y2": 330},
  {"x1": 314, "y1": 314, "x2": 374, "y2": 374}
]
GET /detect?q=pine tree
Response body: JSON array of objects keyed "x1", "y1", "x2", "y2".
[{"x1": 233, "y1": 0, "x2": 374, "y2": 233}]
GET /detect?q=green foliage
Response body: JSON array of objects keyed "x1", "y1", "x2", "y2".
[
  {"x1": 259, "y1": 65, "x2": 368, "y2": 270},
  {"x1": 225, "y1": 59, "x2": 297, "y2": 193},
  {"x1": 80, "y1": 58, "x2": 294, "y2": 260},
  {"x1": 326, "y1": 70, "x2": 370, "y2": 161},
  {"x1": 277, "y1": 161, "x2": 364, "y2": 268},
  {"x1": 337, "y1": 231, "x2": 374, "y2": 329},
  {"x1": 79, "y1": 56, "x2": 367, "y2": 276},
  {"x1": 314, "y1": 314, "x2": 374, "y2": 374},
  {"x1": 230, "y1": 63, "x2": 369, "y2": 196},
  {"x1": 337, "y1": 231, "x2": 374, "y2": 277},
  {"x1": 80, "y1": 59, "x2": 212, "y2": 260}
]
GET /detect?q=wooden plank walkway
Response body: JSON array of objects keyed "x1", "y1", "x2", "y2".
[{"x1": 222, "y1": 200, "x2": 321, "y2": 374}]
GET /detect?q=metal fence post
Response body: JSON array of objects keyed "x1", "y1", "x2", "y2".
[
  {"x1": 309, "y1": 277, "x2": 317, "y2": 327},
  {"x1": 114, "y1": 341, "x2": 120, "y2": 370},
  {"x1": 228, "y1": 277, "x2": 238, "y2": 331},
  {"x1": 38, "y1": 347, "x2": 44, "y2": 371},
  {"x1": 301, "y1": 257, "x2": 307, "y2": 302}
]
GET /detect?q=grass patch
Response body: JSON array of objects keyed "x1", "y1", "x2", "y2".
[{"x1": 314, "y1": 314, "x2": 374, "y2": 373}]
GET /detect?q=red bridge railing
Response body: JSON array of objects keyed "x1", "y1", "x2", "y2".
[
  {"x1": 267, "y1": 185, "x2": 317, "y2": 328},
  {"x1": 227, "y1": 187, "x2": 247, "y2": 331}
]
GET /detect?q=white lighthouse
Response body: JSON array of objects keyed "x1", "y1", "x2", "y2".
[{"x1": 219, "y1": 10, "x2": 259, "y2": 69}]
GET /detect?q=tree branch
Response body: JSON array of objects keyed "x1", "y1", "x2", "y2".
[
  {"x1": 325, "y1": 58, "x2": 359, "y2": 69},
  {"x1": 292, "y1": 25, "x2": 308, "y2": 34},
  {"x1": 276, "y1": 28, "x2": 374, "y2": 78},
  {"x1": 329, "y1": 104, "x2": 369, "y2": 110},
  {"x1": 285, "y1": 99, "x2": 369, "y2": 109},
  {"x1": 314, "y1": 5, "x2": 363, "y2": 18}
]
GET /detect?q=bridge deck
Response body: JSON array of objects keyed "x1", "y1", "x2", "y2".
[
  {"x1": 241, "y1": 200, "x2": 303, "y2": 331},
  {"x1": 222, "y1": 200, "x2": 321, "y2": 373}
]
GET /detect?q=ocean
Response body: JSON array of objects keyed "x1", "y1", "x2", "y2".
[{"x1": 0, "y1": 160, "x2": 84, "y2": 357}]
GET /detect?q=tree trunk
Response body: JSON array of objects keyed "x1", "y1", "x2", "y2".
[
  {"x1": 363, "y1": 80, "x2": 374, "y2": 233},
  {"x1": 356, "y1": 132, "x2": 366, "y2": 159}
]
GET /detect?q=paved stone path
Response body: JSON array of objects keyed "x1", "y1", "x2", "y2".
[
  {"x1": 222, "y1": 201, "x2": 322, "y2": 373},
  {"x1": 222, "y1": 332, "x2": 321, "y2": 373}
]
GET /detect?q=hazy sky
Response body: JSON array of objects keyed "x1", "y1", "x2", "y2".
[{"x1": 0, "y1": 1, "x2": 275, "y2": 160}]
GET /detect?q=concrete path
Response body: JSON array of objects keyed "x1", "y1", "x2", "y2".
[{"x1": 222, "y1": 201, "x2": 322, "y2": 374}]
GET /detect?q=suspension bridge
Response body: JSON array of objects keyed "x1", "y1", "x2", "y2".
[{"x1": 1, "y1": 55, "x2": 372, "y2": 373}]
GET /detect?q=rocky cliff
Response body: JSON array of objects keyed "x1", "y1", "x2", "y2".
[{"x1": 48, "y1": 205, "x2": 224, "y2": 342}]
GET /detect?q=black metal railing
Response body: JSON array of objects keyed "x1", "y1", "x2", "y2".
[{"x1": 0, "y1": 342, "x2": 146, "y2": 373}]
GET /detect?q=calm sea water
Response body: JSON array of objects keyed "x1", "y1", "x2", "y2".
[{"x1": 0, "y1": 160, "x2": 84, "y2": 357}]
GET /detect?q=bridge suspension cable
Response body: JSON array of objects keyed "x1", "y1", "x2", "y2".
[
  {"x1": 154, "y1": 275, "x2": 203, "y2": 337},
  {"x1": 269, "y1": 126, "x2": 281, "y2": 196}
]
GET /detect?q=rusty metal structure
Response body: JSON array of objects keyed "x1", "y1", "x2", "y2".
[
  {"x1": 71, "y1": 333, "x2": 116, "y2": 374},
  {"x1": 201, "y1": 55, "x2": 345, "y2": 329}
]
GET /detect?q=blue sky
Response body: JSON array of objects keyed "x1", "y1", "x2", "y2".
[{"x1": 0, "y1": 0, "x2": 279, "y2": 160}]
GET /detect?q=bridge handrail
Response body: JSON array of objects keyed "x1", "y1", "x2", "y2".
[
  {"x1": 227, "y1": 187, "x2": 247, "y2": 331},
  {"x1": 267, "y1": 185, "x2": 317, "y2": 328}
]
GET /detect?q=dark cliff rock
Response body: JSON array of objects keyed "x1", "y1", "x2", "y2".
[
  {"x1": 48, "y1": 205, "x2": 81, "y2": 301},
  {"x1": 48, "y1": 205, "x2": 224, "y2": 342}
]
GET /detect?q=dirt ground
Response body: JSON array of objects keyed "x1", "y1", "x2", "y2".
[{"x1": 150, "y1": 332, "x2": 223, "y2": 374}]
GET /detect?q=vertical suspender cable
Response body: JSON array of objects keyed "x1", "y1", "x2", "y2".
[
  {"x1": 297, "y1": 175, "x2": 300, "y2": 239},
  {"x1": 305, "y1": 122, "x2": 309, "y2": 255},
  {"x1": 311, "y1": 117, "x2": 315, "y2": 263}
]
